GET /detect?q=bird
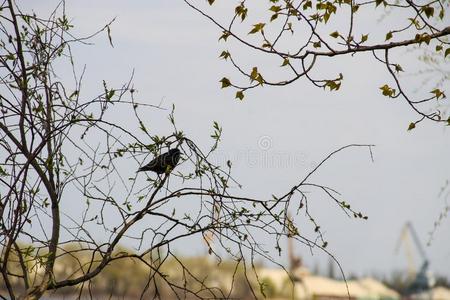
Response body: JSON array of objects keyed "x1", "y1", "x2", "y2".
[{"x1": 137, "y1": 148, "x2": 181, "y2": 174}]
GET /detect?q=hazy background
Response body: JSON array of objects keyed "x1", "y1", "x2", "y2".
[{"x1": 27, "y1": 0, "x2": 450, "y2": 279}]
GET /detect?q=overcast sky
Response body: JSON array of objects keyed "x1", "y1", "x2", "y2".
[{"x1": 28, "y1": 1, "x2": 450, "y2": 279}]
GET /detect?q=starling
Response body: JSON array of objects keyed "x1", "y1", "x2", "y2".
[{"x1": 137, "y1": 148, "x2": 181, "y2": 174}]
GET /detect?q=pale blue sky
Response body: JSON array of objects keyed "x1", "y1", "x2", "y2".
[{"x1": 26, "y1": 0, "x2": 450, "y2": 279}]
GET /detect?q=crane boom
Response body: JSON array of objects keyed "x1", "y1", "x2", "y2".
[
  {"x1": 406, "y1": 222, "x2": 427, "y2": 261},
  {"x1": 395, "y1": 222, "x2": 433, "y2": 295}
]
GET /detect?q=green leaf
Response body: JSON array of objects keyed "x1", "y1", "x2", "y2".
[
  {"x1": 361, "y1": 34, "x2": 368, "y2": 43},
  {"x1": 281, "y1": 58, "x2": 289, "y2": 66},
  {"x1": 270, "y1": 13, "x2": 279, "y2": 21},
  {"x1": 436, "y1": 45, "x2": 443, "y2": 52},
  {"x1": 139, "y1": 121, "x2": 147, "y2": 133},
  {"x1": 375, "y1": 0, "x2": 384, "y2": 7},
  {"x1": 211, "y1": 121, "x2": 222, "y2": 141},
  {"x1": 394, "y1": 64, "x2": 403, "y2": 73},
  {"x1": 379, "y1": 84, "x2": 396, "y2": 97},
  {"x1": 103, "y1": 80, "x2": 115, "y2": 101},
  {"x1": 248, "y1": 23, "x2": 265, "y2": 34},
  {"x1": 385, "y1": 31, "x2": 393, "y2": 41},
  {"x1": 415, "y1": 33, "x2": 431, "y2": 45},
  {"x1": 325, "y1": 80, "x2": 341, "y2": 91},
  {"x1": 445, "y1": 48, "x2": 450, "y2": 58},
  {"x1": 269, "y1": 5, "x2": 281, "y2": 12},
  {"x1": 235, "y1": 4, "x2": 248, "y2": 21},
  {"x1": 407, "y1": 122, "x2": 415, "y2": 131},
  {"x1": 303, "y1": 1, "x2": 312, "y2": 10},
  {"x1": 256, "y1": 73, "x2": 264, "y2": 85},
  {"x1": 250, "y1": 67, "x2": 258, "y2": 81},
  {"x1": 219, "y1": 50, "x2": 230, "y2": 60},
  {"x1": 422, "y1": 6, "x2": 434, "y2": 18},
  {"x1": 330, "y1": 31, "x2": 340, "y2": 38},
  {"x1": 313, "y1": 41, "x2": 321, "y2": 48},
  {"x1": 106, "y1": 90, "x2": 115, "y2": 101},
  {"x1": 256, "y1": 74, "x2": 264, "y2": 85},
  {"x1": 289, "y1": 8, "x2": 299, "y2": 16},
  {"x1": 0, "y1": 166, "x2": 8, "y2": 177},
  {"x1": 317, "y1": 2, "x2": 326, "y2": 10},
  {"x1": 431, "y1": 89, "x2": 446, "y2": 100},
  {"x1": 219, "y1": 31, "x2": 231, "y2": 41},
  {"x1": 235, "y1": 90, "x2": 244, "y2": 100},
  {"x1": 421, "y1": 33, "x2": 431, "y2": 45},
  {"x1": 408, "y1": 18, "x2": 420, "y2": 28},
  {"x1": 207, "y1": 0, "x2": 215, "y2": 5},
  {"x1": 287, "y1": 22, "x2": 293, "y2": 33},
  {"x1": 220, "y1": 77, "x2": 231, "y2": 88}
]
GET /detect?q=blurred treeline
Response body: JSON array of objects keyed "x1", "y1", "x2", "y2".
[
  {"x1": 1, "y1": 243, "x2": 286, "y2": 299},
  {"x1": 2, "y1": 243, "x2": 449, "y2": 299}
]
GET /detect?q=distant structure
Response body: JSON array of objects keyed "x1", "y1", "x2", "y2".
[
  {"x1": 395, "y1": 222, "x2": 435, "y2": 295},
  {"x1": 288, "y1": 229, "x2": 302, "y2": 278},
  {"x1": 256, "y1": 216, "x2": 400, "y2": 299}
]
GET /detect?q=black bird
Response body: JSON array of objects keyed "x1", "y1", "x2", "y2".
[{"x1": 138, "y1": 148, "x2": 181, "y2": 174}]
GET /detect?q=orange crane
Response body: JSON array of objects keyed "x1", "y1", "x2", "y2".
[{"x1": 287, "y1": 213, "x2": 302, "y2": 281}]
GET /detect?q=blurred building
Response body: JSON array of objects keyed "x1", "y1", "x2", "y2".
[
  {"x1": 258, "y1": 267, "x2": 400, "y2": 300},
  {"x1": 409, "y1": 286, "x2": 450, "y2": 300}
]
